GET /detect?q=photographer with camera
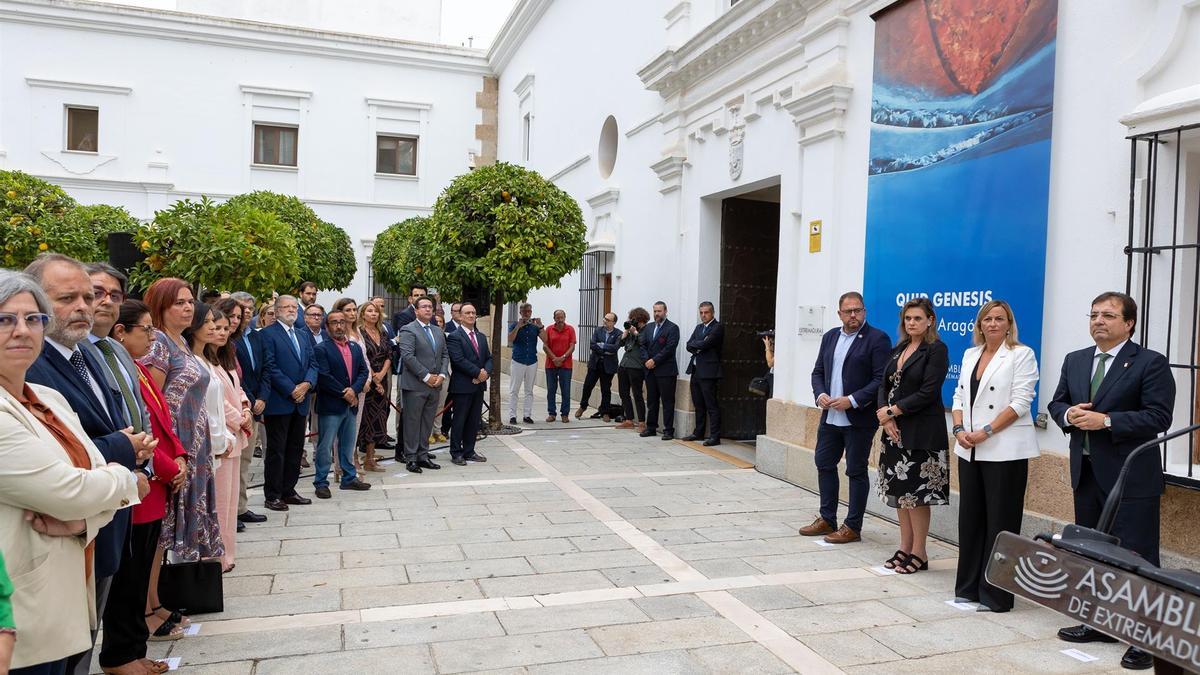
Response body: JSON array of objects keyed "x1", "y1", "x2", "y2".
[
  {"x1": 576, "y1": 313, "x2": 621, "y2": 421},
  {"x1": 615, "y1": 308, "x2": 650, "y2": 431},
  {"x1": 506, "y1": 303, "x2": 542, "y2": 425}
]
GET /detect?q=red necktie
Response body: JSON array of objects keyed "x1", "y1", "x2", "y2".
[{"x1": 468, "y1": 330, "x2": 480, "y2": 355}]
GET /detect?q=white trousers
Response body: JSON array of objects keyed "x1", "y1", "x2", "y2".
[{"x1": 508, "y1": 360, "x2": 538, "y2": 419}]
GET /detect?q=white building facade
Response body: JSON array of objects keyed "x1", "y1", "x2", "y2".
[
  {"x1": 489, "y1": 0, "x2": 1200, "y2": 562},
  {"x1": 0, "y1": 0, "x2": 491, "y2": 306}
]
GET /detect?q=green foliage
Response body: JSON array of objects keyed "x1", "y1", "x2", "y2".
[
  {"x1": 131, "y1": 197, "x2": 299, "y2": 299},
  {"x1": 0, "y1": 170, "x2": 81, "y2": 268},
  {"x1": 427, "y1": 162, "x2": 586, "y2": 296},
  {"x1": 225, "y1": 191, "x2": 355, "y2": 290},
  {"x1": 370, "y1": 215, "x2": 460, "y2": 298}
]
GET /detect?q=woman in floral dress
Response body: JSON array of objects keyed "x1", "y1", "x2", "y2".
[
  {"x1": 875, "y1": 297, "x2": 949, "y2": 575},
  {"x1": 140, "y1": 279, "x2": 223, "y2": 562}
]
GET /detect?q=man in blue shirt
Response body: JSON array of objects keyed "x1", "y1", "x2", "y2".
[
  {"x1": 506, "y1": 303, "x2": 543, "y2": 424},
  {"x1": 803, "y1": 292, "x2": 891, "y2": 544}
]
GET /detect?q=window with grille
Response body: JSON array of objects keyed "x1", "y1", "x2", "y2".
[{"x1": 577, "y1": 251, "x2": 613, "y2": 360}]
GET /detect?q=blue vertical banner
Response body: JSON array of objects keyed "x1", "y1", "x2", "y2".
[{"x1": 863, "y1": 0, "x2": 1059, "y2": 402}]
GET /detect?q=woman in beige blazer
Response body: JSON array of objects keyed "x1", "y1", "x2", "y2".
[
  {"x1": 950, "y1": 300, "x2": 1040, "y2": 613},
  {"x1": 0, "y1": 272, "x2": 141, "y2": 673}
]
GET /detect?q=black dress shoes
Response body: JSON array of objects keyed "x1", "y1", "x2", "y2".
[
  {"x1": 466, "y1": 454, "x2": 487, "y2": 462},
  {"x1": 703, "y1": 438, "x2": 721, "y2": 447},
  {"x1": 418, "y1": 459, "x2": 441, "y2": 470},
  {"x1": 1057, "y1": 625, "x2": 1118, "y2": 643},
  {"x1": 238, "y1": 510, "x2": 267, "y2": 523},
  {"x1": 509, "y1": 417, "x2": 518, "y2": 424},
  {"x1": 1121, "y1": 646, "x2": 1153, "y2": 670},
  {"x1": 451, "y1": 458, "x2": 468, "y2": 466},
  {"x1": 681, "y1": 434, "x2": 702, "y2": 442},
  {"x1": 264, "y1": 499, "x2": 288, "y2": 511},
  {"x1": 639, "y1": 429, "x2": 657, "y2": 438},
  {"x1": 283, "y1": 494, "x2": 312, "y2": 505},
  {"x1": 340, "y1": 479, "x2": 372, "y2": 491},
  {"x1": 661, "y1": 433, "x2": 674, "y2": 441},
  {"x1": 406, "y1": 462, "x2": 423, "y2": 474},
  {"x1": 314, "y1": 487, "x2": 331, "y2": 499},
  {"x1": 253, "y1": 446, "x2": 263, "y2": 458},
  {"x1": 523, "y1": 417, "x2": 535, "y2": 424},
  {"x1": 236, "y1": 521, "x2": 245, "y2": 533},
  {"x1": 377, "y1": 440, "x2": 395, "y2": 450}
]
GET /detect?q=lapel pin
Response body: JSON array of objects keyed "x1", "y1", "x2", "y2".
[{"x1": 1124, "y1": 362, "x2": 1129, "y2": 368}]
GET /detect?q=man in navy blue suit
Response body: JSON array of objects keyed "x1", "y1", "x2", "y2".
[
  {"x1": 802, "y1": 292, "x2": 891, "y2": 544},
  {"x1": 683, "y1": 301, "x2": 725, "y2": 446},
  {"x1": 232, "y1": 291, "x2": 268, "y2": 526},
  {"x1": 258, "y1": 294, "x2": 318, "y2": 511},
  {"x1": 23, "y1": 253, "x2": 154, "y2": 675},
  {"x1": 640, "y1": 301, "x2": 681, "y2": 440},
  {"x1": 1049, "y1": 292, "x2": 1174, "y2": 670},
  {"x1": 312, "y1": 308, "x2": 371, "y2": 497},
  {"x1": 446, "y1": 302, "x2": 492, "y2": 465}
]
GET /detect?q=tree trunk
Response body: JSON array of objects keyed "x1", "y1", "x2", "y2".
[{"x1": 488, "y1": 288, "x2": 505, "y2": 430}]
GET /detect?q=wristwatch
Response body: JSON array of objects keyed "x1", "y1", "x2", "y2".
[
  {"x1": 983, "y1": 424, "x2": 994, "y2": 437},
  {"x1": 1103, "y1": 416, "x2": 1112, "y2": 429},
  {"x1": 886, "y1": 407, "x2": 895, "y2": 417}
]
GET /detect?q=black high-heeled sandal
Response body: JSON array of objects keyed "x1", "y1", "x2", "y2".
[
  {"x1": 896, "y1": 554, "x2": 928, "y2": 574},
  {"x1": 152, "y1": 604, "x2": 190, "y2": 627},
  {"x1": 144, "y1": 612, "x2": 184, "y2": 641},
  {"x1": 884, "y1": 550, "x2": 909, "y2": 570}
]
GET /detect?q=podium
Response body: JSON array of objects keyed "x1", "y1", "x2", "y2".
[{"x1": 985, "y1": 423, "x2": 1200, "y2": 673}]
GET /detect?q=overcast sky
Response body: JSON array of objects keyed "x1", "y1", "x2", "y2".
[{"x1": 441, "y1": 0, "x2": 516, "y2": 49}]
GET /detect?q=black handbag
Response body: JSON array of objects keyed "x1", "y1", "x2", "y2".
[
  {"x1": 158, "y1": 556, "x2": 224, "y2": 615},
  {"x1": 749, "y1": 372, "x2": 773, "y2": 397}
]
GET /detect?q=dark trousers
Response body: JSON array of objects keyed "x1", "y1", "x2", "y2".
[
  {"x1": 264, "y1": 413, "x2": 307, "y2": 501},
  {"x1": 98, "y1": 519, "x2": 159, "y2": 667},
  {"x1": 450, "y1": 389, "x2": 485, "y2": 459},
  {"x1": 580, "y1": 366, "x2": 614, "y2": 411},
  {"x1": 13, "y1": 659, "x2": 70, "y2": 675},
  {"x1": 393, "y1": 381, "x2": 406, "y2": 461},
  {"x1": 619, "y1": 367, "x2": 645, "y2": 422},
  {"x1": 1074, "y1": 456, "x2": 1160, "y2": 566},
  {"x1": 689, "y1": 377, "x2": 721, "y2": 439},
  {"x1": 644, "y1": 373, "x2": 677, "y2": 434},
  {"x1": 954, "y1": 456, "x2": 1028, "y2": 611},
  {"x1": 813, "y1": 422, "x2": 875, "y2": 532},
  {"x1": 440, "y1": 397, "x2": 454, "y2": 436}
]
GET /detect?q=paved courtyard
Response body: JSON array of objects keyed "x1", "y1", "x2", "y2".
[{"x1": 113, "y1": 383, "x2": 1134, "y2": 674}]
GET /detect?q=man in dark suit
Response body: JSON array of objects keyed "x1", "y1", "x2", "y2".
[
  {"x1": 801, "y1": 292, "x2": 892, "y2": 544},
  {"x1": 1049, "y1": 292, "x2": 1174, "y2": 670},
  {"x1": 684, "y1": 301, "x2": 725, "y2": 446},
  {"x1": 312, "y1": 309, "x2": 371, "y2": 497},
  {"x1": 232, "y1": 292, "x2": 268, "y2": 525},
  {"x1": 398, "y1": 296, "x2": 448, "y2": 473},
  {"x1": 258, "y1": 295, "x2": 318, "y2": 511},
  {"x1": 446, "y1": 302, "x2": 492, "y2": 465},
  {"x1": 391, "y1": 284, "x2": 427, "y2": 459},
  {"x1": 438, "y1": 301, "x2": 463, "y2": 440},
  {"x1": 640, "y1": 301, "x2": 681, "y2": 440},
  {"x1": 23, "y1": 253, "x2": 154, "y2": 675},
  {"x1": 576, "y1": 313, "x2": 621, "y2": 421}
]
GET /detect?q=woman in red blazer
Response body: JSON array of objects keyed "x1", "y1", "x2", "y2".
[{"x1": 113, "y1": 300, "x2": 189, "y2": 643}]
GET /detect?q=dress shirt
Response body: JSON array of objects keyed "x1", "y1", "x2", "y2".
[
  {"x1": 45, "y1": 337, "x2": 112, "y2": 420},
  {"x1": 242, "y1": 333, "x2": 256, "y2": 369},
  {"x1": 308, "y1": 328, "x2": 324, "y2": 345},
  {"x1": 826, "y1": 327, "x2": 861, "y2": 427},
  {"x1": 1061, "y1": 339, "x2": 1129, "y2": 428}
]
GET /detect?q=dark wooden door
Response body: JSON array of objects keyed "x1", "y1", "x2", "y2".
[{"x1": 718, "y1": 197, "x2": 780, "y2": 439}]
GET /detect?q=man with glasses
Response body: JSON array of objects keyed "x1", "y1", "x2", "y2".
[
  {"x1": 1049, "y1": 292, "x2": 1174, "y2": 671},
  {"x1": 311, "y1": 309, "x2": 371, "y2": 496},
  {"x1": 300, "y1": 303, "x2": 326, "y2": 468},
  {"x1": 258, "y1": 295, "x2": 318, "y2": 510},
  {"x1": 800, "y1": 291, "x2": 891, "y2": 544}
]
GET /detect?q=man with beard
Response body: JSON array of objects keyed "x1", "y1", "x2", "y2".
[{"x1": 24, "y1": 253, "x2": 155, "y2": 675}]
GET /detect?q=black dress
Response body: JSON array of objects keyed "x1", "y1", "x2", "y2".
[
  {"x1": 356, "y1": 328, "x2": 391, "y2": 446},
  {"x1": 877, "y1": 339, "x2": 951, "y2": 508}
]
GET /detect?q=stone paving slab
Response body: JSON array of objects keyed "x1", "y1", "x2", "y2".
[{"x1": 430, "y1": 629, "x2": 605, "y2": 673}]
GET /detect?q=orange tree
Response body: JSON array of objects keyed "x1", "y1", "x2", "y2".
[
  {"x1": 425, "y1": 162, "x2": 585, "y2": 429},
  {"x1": 225, "y1": 191, "x2": 356, "y2": 291},
  {"x1": 370, "y1": 215, "x2": 460, "y2": 299}
]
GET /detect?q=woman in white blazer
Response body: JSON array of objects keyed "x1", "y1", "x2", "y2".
[
  {"x1": 0, "y1": 272, "x2": 141, "y2": 673},
  {"x1": 950, "y1": 300, "x2": 1039, "y2": 613}
]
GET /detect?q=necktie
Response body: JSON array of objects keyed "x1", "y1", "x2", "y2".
[
  {"x1": 95, "y1": 340, "x2": 142, "y2": 433},
  {"x1": 243, "y1": 334, "x2": 255, "y2": 369},
  {"x1": 424, "y1": 324, "x2": 436, "y2": 349},
  {"x1": 69, "y1": 350, "x2": 94, "y2": 388},
  {"x1": 288, "y1": 327, "x2": 301, "y2": 359},
  {"x1": 653, "y1": 323, "x2": 660, "y2": 341},
  {"x1": 468, "y1": 330, "x2": 480, "y2": 355},
  {"x1": 1084, "y1": 353, "x2": 1112, "y2": 454}
]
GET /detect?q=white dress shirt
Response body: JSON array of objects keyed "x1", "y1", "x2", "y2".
[
  {"x1": 1062, "y1": 339, "x2": 1128, "y2": 428},
  {"x1": 45, "y1": 337, "x2": 112, "y2": 421}
]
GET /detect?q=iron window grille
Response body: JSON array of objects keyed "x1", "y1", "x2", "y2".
[{"x1": 577, "y1": 250, "x2": 613, "y2": 361}]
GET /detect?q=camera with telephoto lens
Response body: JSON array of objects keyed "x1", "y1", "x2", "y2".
[
  {"x1": 757, "y1": 329, "x2": 775, "y2": 338},
  {"x1": 624, "y1": 321, "x2": 633, "y2": 329}
]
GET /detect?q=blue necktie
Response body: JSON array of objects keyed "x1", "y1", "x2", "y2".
[
  {"x1": 288, "y1": 327, "x2": 301, "y2": 359},
  {"x1": 243, "y1": 334, "x2": 255, "y2": 369},
  {"x1": 424, "y1": 324, "x2": 436, "y2": 349},
  {"x1": 653, "y1": 323, "x2": 660, "y2": 341}
]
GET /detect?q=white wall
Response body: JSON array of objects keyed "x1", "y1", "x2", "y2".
[{"x1": 0, "y1": 0, "x2": 487, "y2": 303}]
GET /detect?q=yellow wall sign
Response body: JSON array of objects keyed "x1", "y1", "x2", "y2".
[{"x1": 809, "y1": 220, "x2": 822, "y2": 253}]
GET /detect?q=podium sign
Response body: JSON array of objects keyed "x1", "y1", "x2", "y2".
[{"x1": 987, "y1": 532, "x2": 1200, "y2": 672}]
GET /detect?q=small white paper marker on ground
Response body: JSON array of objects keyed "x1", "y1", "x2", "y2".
[
  {"x1": 813, "y1": 540, "x2": 836, "y2": 547},
  {"x1": 391, "y1": 473, "x2": 410, "y2": 478},
  {"x1": 1061, "y1": 648, "x2": 1099, "y2": 663},
  {"x1": 183, "y1": 623, "x2": 201, "y2": 636},
  {"x1": 944, "y1": 600, "x2": 976, "y2": 611},
  {"x1": 165, "y1": 657, "x2": 182, "y2": 671},
  {"x1": 871, "y1": 566, "x2": 898, "y2": 575}
]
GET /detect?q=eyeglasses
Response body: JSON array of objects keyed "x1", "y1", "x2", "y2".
[
  {"x1": 92, "y1": 287, "x2": 125, "y2": 303},
  {"x1": 122, "y1": 323, "x2": 155, "y2": 335},
  {"x1": 327, "y1": 319, "x2": 347, "y2": 326},
  {"x1": 1088, "y1": 312, "x2": 1123, "y2": 321},
  {"x1": 0, "y1": 312, "x2": 50, "y2": 334},
  {"x1": 839, "y1": 308, "x2": 865, "y2": 315}
]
